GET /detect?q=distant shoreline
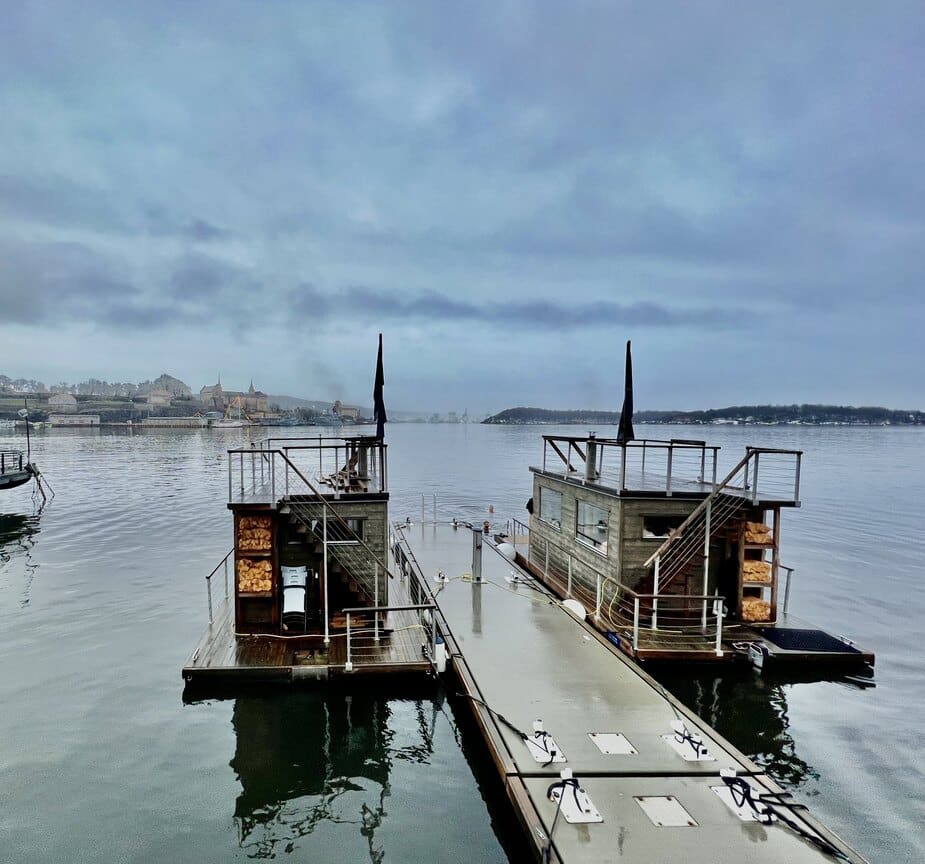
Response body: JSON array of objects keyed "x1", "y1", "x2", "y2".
[{"x1": 482, "y1": 405, "x2": 925, "y2": 427}]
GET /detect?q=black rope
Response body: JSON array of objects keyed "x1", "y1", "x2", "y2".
[
  {"x1": 721, "y1": 774, "x2": 851, "y2": 861},
  {"x1": 543, "y1": 777, "x2": 582, "y2": 864},
  {"x1": 673, "y1": 724, "x2": 708, "y2": 759},
  {"x1": 455, "y1": 691, "x2": 529, "y2": 741}
]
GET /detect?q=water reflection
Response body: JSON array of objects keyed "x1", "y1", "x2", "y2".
[
  {"x1": 655, "y1": 671, "x2": 818, "y2": 788},
  {"x1": 230, "y1": 691, "x2": 447, "y2": 860},
  {"x1": 0, "y1": 511, "x2": 42, "y2": 606}
]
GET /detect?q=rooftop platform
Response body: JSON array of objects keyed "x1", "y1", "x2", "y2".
[
  {"x1": 227, "y1": 435, "x2": 389, "y2": 508},
  {"x1": 393, "y1": 522, "x2": 866, "y2": 864},
  {"x1": 535, "y1": 435, "x2": 803, "y2": 506}
]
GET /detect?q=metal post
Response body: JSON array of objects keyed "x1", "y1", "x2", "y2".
[
  {"x1": 751, "y1": 452, "x2": 760, "y2": 503},
  {"x1": 699, "y1": 447, "x2": 706, "y2": 484},
  {"x1": 250, "y1": 448, "x2": 255, "y2": 489},
  {"x1": 239, "y1": 453, "x2": 244, "y2": 493},
  {"x1": 323, "y1": 509, "x2": 330, "y2": 645},
  {"x1": 652, "y1": 556, "x2": 660, "y2": 630},
  {"x1": 374, "y1": 563, "x2": 380, "y2": 642},
  {"x1": 712, "y1": 451, "x2": 718, "y2": 489},
  {"x1": 783, "y1": 567, "x2": 793, "y2": 614},
  {"x1": 285, "y1": 449, "x2": 289, "y2": 496},
  {"x1": 431, "y1": 610, "x2": 437, "y2": 662},
  {"x1": 224, "y1": 557, "x2": 229, "y2": 598},
  {"x1": 345, "y1": 613, "x2": 353, "y2": 671},
  {"x1": 633, "y1": 598, "x2": 640, "y2": 652},
  {"x1": 701, "y1": 499, "x2": 712, "y2": 630},
  {"x1": 715, "y1": 601, "x2": 724, "y2": 657},
  {"x1": 794, "y1": 453, "x2": 802, "y2": 503},
  {"x1": 472, "y1": 528, "x2": 483, "y2": 583},
  {"x1": 271, "y1": 452, "x2": 276, "y2": 502},
  {"x1": 207, "y1": 577, "x2": 213, "y2": 624},
  {"x1": 620, "y1": 444, "x2": 627, "y2": 490},
  {"x1": 666, "y1": 444, "x2": 673, "y2": 497},
  {"x1": 567, "y1": 555, "x2": 573, "y2": 597},
  {"x1": 228, "y1": 457, "x2": 232, "y2": 501}
]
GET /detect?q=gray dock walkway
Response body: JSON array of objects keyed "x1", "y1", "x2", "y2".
[{"x1": 396, "y1": 523, "x2": 866, "y2": 864}]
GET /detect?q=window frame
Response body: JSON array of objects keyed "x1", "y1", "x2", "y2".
[
  {"x1": 537, "y1": 487, "x2": 563, "y2": 531},
  {"x1": 576, "y1": 499, "x2": 609, "y2": 555}
]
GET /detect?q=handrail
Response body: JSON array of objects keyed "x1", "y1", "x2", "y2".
[
  {"x1": 344, "y1": 602, "x2": 438, "y2": 672},
  {"x1": 204, "y1": 548, "x2": 234, "y2": 623},
  {"x1": 643, "y1": 451, "x2": 755, "y2": 568},
  {"x1": 275, "y1": 450, "x2": 398, "y2": 584}
]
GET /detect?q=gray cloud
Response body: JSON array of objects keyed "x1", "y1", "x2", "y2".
[{"x1": 0, "y1": 2, "x2": 923, "y2": 410}]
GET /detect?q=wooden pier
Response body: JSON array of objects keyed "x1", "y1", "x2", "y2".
[{"x1": 393, "y1": 522, "x2": 868, "y2": 864}]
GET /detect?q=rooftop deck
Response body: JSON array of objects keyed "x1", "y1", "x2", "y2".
[
  {"x1": 536, "y1": 435, "x2": 802, "y2": 506},
  {"x1": 393, "y1": 523, "x2": 865, "y2": 864},
  {"x1": 227, "y1": 436, "x2": 388, "y2": 507}
]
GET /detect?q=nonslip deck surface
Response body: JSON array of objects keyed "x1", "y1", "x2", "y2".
[
  {"x1": 395, "y1": 523, "x2": 866, "y2": 864},
  {"x1": 183, "y1": 580, "x2": 432, "y2": 683}
]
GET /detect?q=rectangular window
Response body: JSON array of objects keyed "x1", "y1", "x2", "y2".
[
  {"x1": 577, "y1": 500, "x2": 609, "y2": 552},
  {"x1": 345, "y1": 518, "x2": 364, "y2": 539},
  {"x1": 642, "y1": 516, "x2": 685, "y2": 539},
  {"x1": 538, "y1": 487, "x2": 562, "y2": 530}
]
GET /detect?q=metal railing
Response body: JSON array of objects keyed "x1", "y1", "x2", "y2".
[
  {"x1": 526, "y1": 531, "x2": 728, "y2": 655},
  {"x1": 0, "y1": 450, "x2": 25, "y2": 475},
  {"x1": 538, "y1": 435, "x2": 721, "y2": 494},
  {"x1": 251, "y1": 435, "x2": 387, "y2": 495},
  {"x1": 343, "y1": 603, "x2": 437, "y2": 672},
  {"x1": 643, "y1": 447, "x2": 802, "y2": 594},
  {"x1": 204, "y1": 549, "x2": 234, "y2": 624}
]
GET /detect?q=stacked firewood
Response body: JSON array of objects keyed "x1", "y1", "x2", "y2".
[
  {"x1": 238, "y1": 515, "x2": 272, "y2": 552},
  {"x1": 743, "y1": 521, "x2": 773, "y2": 545},
  {"x1": 741, "y1": 596, "x2": 771, "y2": 622},
  {"x1": 237, "y1": 558, "x2": 273, "y2": 593},
  {"x1": 742, "y1": 560, "x2": 772, "y2": 583}
]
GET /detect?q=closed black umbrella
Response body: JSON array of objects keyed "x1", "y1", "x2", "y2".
[
  {"x1": 374, "y1": 333, "x2": 387, "y2": 440},
  {"x1": 617, "y1": 340, "x2": 634, "y2": 442}
]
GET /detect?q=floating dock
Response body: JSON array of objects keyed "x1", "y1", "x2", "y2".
[{"x1": 393, "y1": 522, "x2": 867, "y2": 864}]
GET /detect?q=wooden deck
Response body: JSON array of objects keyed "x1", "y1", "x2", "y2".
[{"x1": 182, "y1": 582, "x2": 433, "y2": 688}]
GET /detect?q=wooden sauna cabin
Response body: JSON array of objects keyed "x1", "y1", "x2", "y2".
[
  {"x1": 520, "y1": 434, "x2": 874, "y2": 673},
  {"x1": 184, "y1": 435, "x2": 439, "y2": 687},
  {"x1": 229, "y1": 436, "x2": 390, "y2": 637}
]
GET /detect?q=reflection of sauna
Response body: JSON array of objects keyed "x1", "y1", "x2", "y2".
[{"x1": 232, "y1": 694, "x2": 391, "y2": 825}]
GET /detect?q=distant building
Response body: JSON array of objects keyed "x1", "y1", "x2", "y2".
[
  {"x1": 199, "y1": 377, "x2": 268, "y2": 415},
  {"x1": 333, "y1": 400, "x2": 359, "y2": 421},
  {"x1": 48, "y1": 393, "x2": 78, "y2": 413},
  {"x1": 49, "y1": 414, "x2": 99, "y2": 426}
]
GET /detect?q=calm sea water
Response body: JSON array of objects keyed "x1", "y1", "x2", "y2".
[{"x1": 0, "y1": 423, "x2": 921, "y2": 863}]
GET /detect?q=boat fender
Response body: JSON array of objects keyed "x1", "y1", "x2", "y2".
[{"x1": 562, "y1": 598, "x2": 587, "y2": 619}]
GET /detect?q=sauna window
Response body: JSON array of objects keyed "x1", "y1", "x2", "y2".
[
  {"x1": 538, "y1": 488, "x2": 562, "y2": 530},
  {"x1": 642, "y1": 516, "x2": 685, "y2": 539},
  {"x1": 577, "y1": 500, "x2": 608, "y2": 552},
  {"x1": 344, "y1": 518, "x2": 364, "y2": 540}
]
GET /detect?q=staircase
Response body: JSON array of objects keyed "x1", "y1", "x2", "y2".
[{"x1": 642, "y1": 449, "x2": 774, "y2": 596}]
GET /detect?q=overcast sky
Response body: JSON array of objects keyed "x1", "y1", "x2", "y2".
[{"x1": 1, "y1": 2, "x2": 922, "y2": 413}]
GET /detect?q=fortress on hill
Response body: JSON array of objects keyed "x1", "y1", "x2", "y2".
[{"x1": 199, "y1": 377, "x2": 269, "y2": 415}]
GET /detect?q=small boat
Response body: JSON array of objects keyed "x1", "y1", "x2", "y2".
[{"x1": 0, "y1": 450, "x2": 37, "y2": 491}]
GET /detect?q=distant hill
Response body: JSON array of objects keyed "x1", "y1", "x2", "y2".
[{"x1": 483, "y1": 404, "x2": 925, "y2": 426}]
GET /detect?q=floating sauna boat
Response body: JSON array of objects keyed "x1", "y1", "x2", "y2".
[
  {"x1": 512, "y1": 433, "x2": 874, "y2": 674},
  {"x1": 0, "y1": 450, "x2": 36, "y2": 492}
]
